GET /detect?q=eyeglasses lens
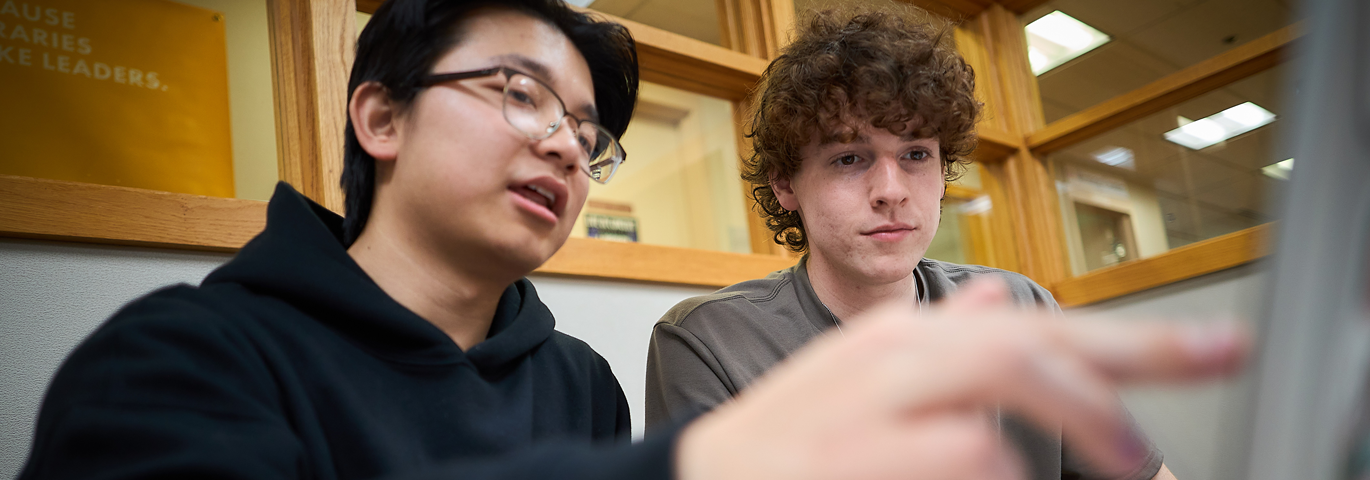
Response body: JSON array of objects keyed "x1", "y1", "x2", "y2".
[
  {"x1": 503, "y1": 72, "x2": 623, "y2": 184},
  {"x1": 503, "y1": 75, "x2": 557, "y2": 138}
]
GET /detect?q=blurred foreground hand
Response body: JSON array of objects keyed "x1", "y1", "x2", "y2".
[{"x1": 676, "y1": 277, "x2": 1248, "y2": 480}]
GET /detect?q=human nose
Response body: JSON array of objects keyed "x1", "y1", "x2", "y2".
[
  {"x1": 531, "y1": 116, "x2": 585, "y2": 177},
  {"x1": 868, "y1": 155, "x2": 909, "y2": 209}
]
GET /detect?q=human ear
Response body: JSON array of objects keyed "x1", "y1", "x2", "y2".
[
  {"x1": 350, "y1": 81, "x2": 401, "y2": 162},
  {"x1": 771, "y1": 173, "x2": 800, "y2": 212}
]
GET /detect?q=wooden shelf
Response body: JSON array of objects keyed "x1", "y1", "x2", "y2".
[{"x1": 0, "y1": 175, "x2": 795, "y2": 288}]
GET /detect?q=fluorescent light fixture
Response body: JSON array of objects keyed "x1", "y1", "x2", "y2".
[
  {"x1": 1262, "y1": 158, "x2": 1294, "y2": 180},
  {"x1": 1163, "y1": 102, "x2": 1277, "y2": 150},
  {"x1": 1093, "y1": 147, "x2": 1135, "y2": 170},
  {"x1": 1025, "y1": 11, "x2": 1110, "y2": 75}
]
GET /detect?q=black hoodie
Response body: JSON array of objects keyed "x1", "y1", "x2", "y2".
[{"x1": 19, "y1": 183, "x2": 678, "y2": 480}]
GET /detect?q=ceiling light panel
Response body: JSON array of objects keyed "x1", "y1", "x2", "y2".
[
  {"x1": 1163, "y1": 102, "x2": 1276, "y2": 150},
  {"x1": 1262, "y1": 158, "x2": 1294, "y2": 180},
  {"x1": 1025, "y1": 11, "x2": 1111, "y2": 75},
  {"x1": 1092, "y1": 147, "x2": 1135, "y2": 170}
]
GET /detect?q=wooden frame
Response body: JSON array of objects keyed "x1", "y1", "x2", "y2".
[
  {"x1": 541, "y1": 238, "x2": 795, "y2": 287},
  {"x1": 899, "y1": 0, "x2": 1049, "y2": 21},
  {"x1": 0, "y1": 175, "x2": 266, "y2": 253},
  {"x1": 597, "y1": 13, "x2": 768, "y2": 101},
  {"x1": 953, "y1": 4, "x2": 1069, "y2": 287},
  {"x1": 1021, "y1": 25, "x2": 1301, "y2": 305},
  {"x1": 267, "y1": 0, "x2": 356, "y2": 213},
  {"x1": 716, "y1": 0, "x2": 796, "y2": 60},
  {"x1": 1052, "y1": 224, "x2": 1272, "y2": 307}
]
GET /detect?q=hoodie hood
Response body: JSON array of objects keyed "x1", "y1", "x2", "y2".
[{"x1": 203, "y1": 182, "x2": 555, "y2": 370}]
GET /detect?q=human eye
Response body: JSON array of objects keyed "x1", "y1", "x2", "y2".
[
  {"x1": 904, "y1": 149, "x2": 932, "y2": 161},
  {"x1": 577, "y1": 132, "x2": 596, "y2": 154},
  {"x1": 507, "y1": 85, "x2": 537, "y2": 107},
  {"x1": 833, "y1": 154, "x2": 861, "y2": 167}
]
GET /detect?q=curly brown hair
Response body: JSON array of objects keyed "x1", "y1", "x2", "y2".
[{"x1": 742, "y1": 5, "x2": 981, "y2": 254}]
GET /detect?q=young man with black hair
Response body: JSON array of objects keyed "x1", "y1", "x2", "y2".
[
  {"x1": 646, "y1": 6, "x2": 1178, "y2": 480},
  {"x1": 19, "y1": 0, "x2": 1243, "y2": 479}
]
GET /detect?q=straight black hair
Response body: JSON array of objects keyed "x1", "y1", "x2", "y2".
[{"x1": 340, "y1": 0, "x2": 639, "y2": 245}]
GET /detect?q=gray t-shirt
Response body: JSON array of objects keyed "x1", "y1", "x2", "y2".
[{"x1": 645, "y1": 256, "x2": 1163, "y2": 480}]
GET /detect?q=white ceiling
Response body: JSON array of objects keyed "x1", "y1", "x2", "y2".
[{"x1": 1025, "y1": 0, "x2": 1299, "y2": 123}]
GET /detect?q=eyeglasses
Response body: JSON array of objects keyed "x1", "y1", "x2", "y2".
[{"x1": 418, "y1": 67, "x2": 626, "y2": 184}]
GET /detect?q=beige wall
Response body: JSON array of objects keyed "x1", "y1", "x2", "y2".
[
  {"x1": 572, "y1": 82, "x2": 750, "y2": 253},
  {"x1": 1058, "y1": 162, "x2": 1171, "y2": 275}
]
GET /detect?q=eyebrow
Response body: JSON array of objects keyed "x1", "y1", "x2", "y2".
[
  {"x1": 821, "y1": 130, "x2": 934, "y2": 145},
  {"x1": 491, "y1": 53, "x2": 599, "y2": 123}
]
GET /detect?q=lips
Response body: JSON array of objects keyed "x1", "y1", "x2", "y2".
[
  {"x1": 862, "y1": 222, "x2": 916, "y2": 241},
  {"x1": 510, "y1": 176, "x2": 568, "y2": 223},
  {"x1": 862, "y1": 223, "x2": 915, "y2": 235},
  {"x1": 518, "y1": 184, "x2": 556, "y2": 210}
]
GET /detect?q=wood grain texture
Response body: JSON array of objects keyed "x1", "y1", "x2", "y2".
[
  {"x1": 590, "y1": 11, "x2": 769, "y2": 101},
  {"x1": 769, "y1": 0, "x2": 797, "y2": 49},
  {"x1": 0, "y1": 174, "x2": 797, "y2": 287},
  {"x1": 977, "y1": 5, "x2": 1069, "y2": 287},
  {"x1": 897, "y1": 0, "x2": 994, "y2": 20},
  {"x1": 539, "y1": 237, "x2": 797, "y2": 287},
  {"x1": 1027, "y1": 24, "x2": 1300, "y2": 155},
  {"x1": 0, "y1": 175, "x2": 266, "y2": 252},
  {"x1": 978, "y1": 162, "x2": 1021, "y2": 273},
  {"x1": 996, "y1": 0, "x2": 1051, "y2": 14},
  {"x1": 738, "y1": 0, "x2": 772, "y2": 58},
  {"x1": 1053, "y1": 223, "x2": 1272, "y2": 307},
  {"x1": 267, "y1": 0, "x2": 355, "y2": 214},
  {"x1": 355, "y1": 0, "x2": 383, "y2": 13},
  {"x1": 718, "y1": 0, "x2": 790, "y2": 59},
  {"x1": 944, "y1": 184, "x2": 981, "y2": 200},
  {"x1": 955, "y1": 25, "x2": 1010, "y2": 136},
  {"x1": 981, "y1": 5, "x2": 1045, "y2": 135},
  {"x1": 972, "y1": 126, "x2": 1019, "y2": 162},
  {"x1": 901, "y1": 0, "x2": 1047, "y2": 20}
]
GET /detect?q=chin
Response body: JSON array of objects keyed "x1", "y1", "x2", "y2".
[
  {"x1": 479, "y1": 230, "x2": 559, "y2": 278},
  {"x1": 861, "y1": 250, "x2": 924, "y2": 279}
]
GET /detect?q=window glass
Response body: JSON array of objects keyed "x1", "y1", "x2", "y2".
[
  {"x1": 570, "y1": 81, "x2": 751, "y2": 254},
  {"x1": 581, "y1": 0, "x2": 723, "y2": 46},
  {"x1": 926, "y1": 165, "x2": 995, "y2": 267},
  {"x1": 925, "y1": 197, "x2": 971, "y2": 265},
  {"x1": 1022, "y1": 0, "x2": 1299, "y2": 124},
  {"x1": 0, "y1": 0, "x2": 279, "y2": 200},
  {"x1": 1050, "y1": 65, "x2": 1289, "y2": 275}
]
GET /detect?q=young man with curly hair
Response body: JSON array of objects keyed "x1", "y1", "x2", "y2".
[{"x1": 646, "y1": 6, "x2": 1177, "y2": 480}]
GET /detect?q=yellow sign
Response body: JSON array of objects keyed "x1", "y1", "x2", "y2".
[{"x1": 0, "y1": 0, "x2": 233, "y2": 198}]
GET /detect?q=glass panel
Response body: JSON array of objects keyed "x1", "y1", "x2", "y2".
[
  {"x1": 570, "y1": 81, "x2": 751, "y2": 254},
  {"x1": 0, "y1": 0, "x2": 279, "y2": 200},
  {"x1": 1050, "y1": 65, "x2": 1289, "y2": 275},
  {"x1": 927, "y1": 166, "x2": 996, "y2": 267},
  {"x1": 1021, "y1": 0, "x2": 1299, "y2": 124},
  {"x1": 925, "y1": 197, "x2": 971, "y2": 265},
  {"x1": 583, "y1": 0, "x2": 723, "y2": 46}
]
